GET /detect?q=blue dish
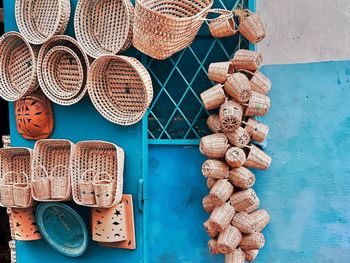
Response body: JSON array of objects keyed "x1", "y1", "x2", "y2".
[{"x1": 36, "y1": 203, "x2": 88, "y2": 257}]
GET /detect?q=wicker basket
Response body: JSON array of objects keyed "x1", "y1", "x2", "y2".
[
  {"x1": 32, "y1": 139, "x2": 73, "y2": 201},
  {"x1": 202, "y1": 195, "x2": 215, "y2": 213},
  {"x1": 244, "y1": 249, "x2": 259, "y2": 262},
  {"x1": 0, "y1": 148, "x2": 33, "y2": 208},
  {"x1": 225, "y1": 73, "x2": 252, "y2": 103},
  {"x1": 225, "y1": 127, "x2": 251, "y2": 148},
  {"x1": 239, "y1": 233, "x2": 265, "y2": 250},
  {"x1": 239, "y1": 69, "x2": 271, "y2": 95},
  {"x1": 205, "y1": 202, "x2": 235, "y2": 232},
  {"x1": 232, "y1": 49, "x2": 263, "y2": 71},
  {"x1": 243, "y1": 117, "x2": 269, "y2": 143},
  {"x1": 200, "y1": 84, "x2": 226, "y2": 111},
  {"x1": 207, "y1": 114, "x2": 222, "y2": 133},
  {"x1": 235, "y1": 9, "x2": 266, "y2": 44},
  {"x1": 230, "y1": 188, "x2": 259, "y2": 212},
  {"x1": 225, "y1": 249, "x2": 245, "y2": 263},
  {"x1": 209, "y1": 16, "x2": 237, "y2": 38},
  {"x1": 244, "y1": 91, "x2": 270, "y2": 116},
  {"x1": 88, "y1": 55, "x2": 153, "y2": 126},
  {"x1": 202, "y1": 159, "x2": 229, "y2": 179},
  {"x1": 219, "y1": 100, "x2": 243, "y2": 132},
  {"x1": 208, "y1": 239, "x2": 220, "y2": 255},
  {"x1": 208, "y1": 61, "x2": 235, "y2": 84},
  {"x1": 231, "y1": 211, "x2": 257, "y2": 234},
  {"x1": 250, "y1": 209, "x2": 270, "y2": 232},
  {"x1": 217, "y1": 225, "x2": 242, "y2": 254},
  {"x1": 225, "y1": 147, "x2": 246, "y2": 168},
  {"x1": 79, "y1": 169, "x2": 96, "y2": 205},
  {"x1": 74, "y1": 0, "x2": 134, "y2": 58},
  {"x1": 13, "y1": 173, "x2": 31, "y2": 207},
  {"x1": 0, "y1": 32, "x2": 38, "y2": 102},
  {"x1": 93, "y1": 172, "x2": 114, "y2": 207},
  {"x1": 37, "y1": 35, "x2": 90, "y2": 106},
  {"x1": 133, "y1": 0, "x2": 233, "y2": 59},
  {"x1": 206, "y1": 177, "x2": 217, "y2": 189},
  {"x1": 243, "y1": 144, "x2": 272, "y2": 170},
  {"x1": 71, "y1": 141, "x2": 124, "y2": 207},
  {"x1": 199, "y1": 133, "x2": 229, "y2": 158},
  {"x1": 15, "y1": 0, "x2": 70, "y2": 45},
  {"x1": 208, "y1": 179, "x2": 234, "y2": 206},
  {"x1": 229, "y1": 167, "x2": 255, "y2": 189}
]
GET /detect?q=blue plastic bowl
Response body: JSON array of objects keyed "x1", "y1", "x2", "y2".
[{"x1": 36, "y1": 203, "x2": 88, "y2": 257}]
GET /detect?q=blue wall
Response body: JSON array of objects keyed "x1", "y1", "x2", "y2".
[{"x1": 148, "y1": 61, "x2": 350, "y2": 262}]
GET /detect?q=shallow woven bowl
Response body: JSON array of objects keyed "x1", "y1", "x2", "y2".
[
  {"x1": 37, "y1": 35, "x2": 90, "y2": 106},
  {"x1": 88, "y1": 55, "x2": 153, "y2": 126},
  {"x1": 74, "y1": 0, "x2": 134, "y2": 58},
  {"x1": 15, "y1": 0, "x2": 70, "y2": 45},
  {"x1": 0, "y1": 32, "x2": 37, "y2": 101}
]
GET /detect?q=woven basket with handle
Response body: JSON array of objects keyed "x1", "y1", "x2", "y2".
[
  {"x1": 79, "y1": 169, "x2": 96, "y2": 205},
  {"x1": 217, "y1": 225, "x2": 242, "y2": 254},
  {"x1": 232, "y1": 49, "x2": 263, "y2": 71},
  {"x1": 13, "y1": 173, "x2": 31, "y2": 207},
  {"x1": 235, "y1": 9, "x2": 266, "y2": 44},
  {"x1": 93, "y1": 172, "x2": 114, "y2": 207},
  {"x1": 208, "y1": 61, "x2": 235, "y2": 84}
]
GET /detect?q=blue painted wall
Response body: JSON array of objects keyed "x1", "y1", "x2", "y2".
[{"x1": 148, "y1": 61, "x2": 350, "y2": 262}]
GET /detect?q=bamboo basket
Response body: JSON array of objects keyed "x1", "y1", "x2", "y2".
[
  {"x1": 88, "y1": 55, "x2": 153, "y2": 126},
  {"x1": 13, "y1": 173, "x2": 31, "y2": 207},
  {"x1": 71, "y1": 141, "x2": 124, "y2": 207},
  {"x1": 15, "y1": 0, "x2": 70, "y2": 45},
  {"x1": 0, "y1": 148, "x2": 33, "y2": 208},
  {"x1": 224, "y1": 73, "x2": 252, "y2": 103},
  {"x1": 244, "y1": 117, "x2": 269, "y2": 143},
  {"x1": 209, "y1": 16, "x2": 237, "y2": 38},
  {"x1": 232, "y1": 49, "x2": 263, "y2": 71},
  {"x1": 133, "y1": 0, "x2": 232, "y2": 59},
  {"x1": 217, "y1": 225, "x2": 242, "y2": 254},
  {"x1": 79, "y1": 169, "x2": 96, "y2": 205},
  {"x1": 239, "y1": 69, "x2": 271, "y2": 95},
  {"x1": 200, "y1": 84, "x2": 226, "y2": 111},
  {"x1": 32, "y1": 139, "x2": 73, "y2": 201},
  {"x1": 0, "y1": 32, "x2": 37, "y2": 102},
  {"x1": 244, "y1": 249, "x2": 259, "y2": 261},
  {"x1": 208, "y1": 239, "x2": 220, "y2": 255},
  {"x1": 239, "y1": 233, "x2": 265, "y2": 250},
  {"x1": 225, "y1": 147, "x2": 246, "y2": 168},
  {"x1": 231, "y1": 211, "x2": 257, "y2": 234},
  {"x1": 229, "y1": 167, "x2": 255, "y2": 189},
  {"x1": 204, "y1": 220, "x2": 219, "y2": 238},
  {"x1": 37, "y1": 35, "x2": 90, "y2": 106},
  {"x1": 225, "y1": 127, "x2": 251, "y2": 148},
  {"x1": 219, "y1": 100, "x2": 243, "y2": 132},
  {"x1": 230, "y1": 188, "x2": 259, "y2": 212},
  {"x1": 207, "y1": 177, "x2": 217, "y2": 189},
  {"x1": 246, "y1": 197, "x2": 260, "y2": 213},
  {"x1": 199, "y1": 133, "x2": 229, "y2": 158},
  {"x1": 244, "y1": 91, "x2": 270, "y2": 116},
  {"x1": 225, "y1": 249, "x2": 245, "y2": 263},
  {"x1": 93, "y1": 172, "x2": 114, "y2": 207},
  {"x1": 202, "y1": 159, "x2": 229, "y2": 179},
  {"x1": 235, "y1": 9, "x2": 266, "y2": 44},
  {"x1": 208, "y1": 179, "x2": 234, "y2": 206},
  {"x1": 243, "y1": 144, "x2": 272, "y2": 170},
  {"x1": 250, "y1": 209, "x2": 270, "y2": 232},
  {"x1": 208, "y1": 61, "x2": 235, "y2": 83},
  {"x1": 74, "y1": 0, "x2": 134, "y2": 58},
  {"x1": 205, "y1": 202, "x2": 235, "y2": 232},
  {"x1": 202, "y1": 195, "x2": 215, "y2": 213},
  {"x1": 207, "y1": 114, "x2": 222, "y2": 133}
]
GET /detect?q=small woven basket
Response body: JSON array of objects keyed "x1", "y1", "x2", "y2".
[
  {"x1": 208, "y1": 61, "x2": 235, "y2": 84},
  {"x1": 0, "y1": 172, "x2": 15, "y2": 207},
  {"x1": 209, "y1": 16, "x2": 237, "y2": 38},
  {"x1": 93, "y1": 172, "x2": 114, "y2": 207},
  {"x1": 207, "y1": 114, "x2": 222, "y2": 134},
  {"x1": 208, "y1": 179, "x2": 234, "y2": 206},
  {"x1": 71, "y1": 141, "x2": 124, "y2": 208},
  {"x1": 206, "y1": 177, "x2": 217, "y2": 189},
  {"x1": 229, "y1": 167, "x2": 255, "y2": 189},
  {"x1": 0, "y1": 32, "x2": 38, "y2": 102},
  {"x1": 243, "y1": 144, "x2": 272, "y2": 170},
  {"x1": 244, "y1": 117, "x2": 269, "y2": 143},
  {"x1": 239, "y1": 69, "x2": 271, "y2": 95},
  {"x1": 204, "y1": 220, "x2": 219, "y2": 238},
  {"x1": 217, "y1": 225, "x2": 242, "y2": 254},
  {"x1": 202, "y1": 195, "x2": 215, "y2": 213},
  {"x1": 225, "y1": 127, "x2": 251, "y2": 148},
  {"x1": 199, "y1": 133, "x2": 229, "y2": 158},
  {"x1": 219, "y1": 100, "x2": 243, "y2": 132},
  {"x1": 235, "y1": 9, "x2": 266, "y2": 44},
  {"x1": 32, "y1": 167, "x2": 51, "y2": 201},
  {"x1": 88, "y1": 55, "x2": 153, "y2": 126},
  {"x1": 15, "y1": 0, "x2": 70, "y2": 45},
  {"x1": 230, "y1": 188, "x2": 259, "y2": 212},
  {"x1": 250, "y1": 209, "x2": 270, "y2": 232},
  {"x1": 37, "y1": 35, "x2": 90, "y2": 106},
  {"x1": 231, "y1": 211, "x2": 257, "y2": 234},
  {"x1": 232, "y1": 49, "x2": 263, "y2": 71},
  {"x1": 225, "y1": 73, "x2": 252, "y2": 103},
  {"x1": 50, "y1": 165, "x2": 70, "y2": 200},
  {"x1": 208, "y1": 239, "x2": 220, "y2": 255},
  {"x1": 79, "y1": 169, "x2": 96, "y2": 205},
  {"x1": 239, "y1": 233, "x2": 265, "y2": 250},
  {"x1": 244, "y1": 91, "x2": 270, "y2": 116},
  {"x1": 205, "y1": 202, "x2": 235, "y2": 232},
  {"x1": 225, "y1": 147, "x2": 246, "y2": 168},
  {"x1": 225, "y1": 249, "x2": 245, "y2": 263},
  {"x1": 202, "y1": 159, "x2": 229, "y2": 179},
  {"x1": 244, "y1": 249, "x2": 259, "y2": 262},
  {"x1": 200, "y1": 84, "x2": 226, "y2": 111},
  {"x1": 13, "y1": 173, "x2": 31, "y2": 207},
  {"x1": 74, "y1": 0, "x2": 134, "y2": 58}
]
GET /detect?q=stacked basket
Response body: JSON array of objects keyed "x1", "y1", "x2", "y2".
[{"x1": 200, "y1": 10, "x2": 271, "y2": 263}]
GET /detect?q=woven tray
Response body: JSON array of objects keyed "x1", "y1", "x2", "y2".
[
  {"x1": 0, "y1": 147, "x2": 33, "y2": 208},
  {"x1": 71, "y1": 141, "x2": 124, "y2": 208},
  {"x1": 74, "y1": 0, "x2": 134, "y2": 58},
  {"x1": 88, "y1": 55, "x2": 153, "y2": 126},
  {"x1": 37, "y1": 35, "x2": 90, "y2": 106},
  {"x1": 0, "y1": 32, "x2": 38, "y2": 101},
  {"x1": 15, "y1": 0, "x2": 70, "y2": 45}
]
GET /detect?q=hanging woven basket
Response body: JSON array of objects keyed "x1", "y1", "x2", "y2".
[
  {"x1": 200, "y1": 84, "x2": 226, "y2": 111},
  {"x1": 235, "y1": 9, "x2": 266, "y2": 44},
  {"x1": 244, "y1": 249, "x2": 259, "y2": 261},
  {"x1": 79, "y1": 169, "x2": 96, "y2": 205},
  {"x1": 74, "y1": 0, "x2": 134, "y2": 58},
  {"x1": 50, "y1": 165, "x2": 71, "y2": 200},
  {"x1": 207, "y1": 179, "x2": 234, "y2": 206},
  {"x1": 202, "y1": 159, "x2": 229, "y2": 179},
  {"x1": 32, "y1": 166, "x2": 51, "y2": 201},
  {"x1": 207, "y1": 114, "x2": 222, "y2": 134},
  {"x1": 229, "y1": 167, "x2": 255, "y2": 189},
  {"x1": 37, "y1": 35, "x2": 90, "y2": 106},
  {"x1": 219, "y1": 100, "x2": 244, "y2": 133},
  {"x1": 88, "y1": 55, "x2": 153, "y2": 126},
  {"x1": 13, "y1": 173, "x2": 31, "y2": 208},
  {"x1": 0, "y1": 32, "x2": 38, "y2": 101},
  {"x1": 239, "y1": 69, "x2": 271, "y2": 95},
  {"x1": 208, "y1": 61, "x2": 235, "y2": 84},
  {"x1": 243, "y1": 117, "x2": 269, "y2": 143},
  {"x1": 93, "y1": 172, "x2": 114, "y2": 207},
  {"x1": 199, "y1": 133, "x2": 229, "y2": 158},
  {"x1": 232, "y1": 49, "x2": 263, "y2": 71},
  {"x1": 225, "y1": 147, "x2": 246, "y2": 168},
  {"x1": 217, "y1": 225, "x2": 242, "y2": 254},
  {"x1": 205, "y1": 202, "x2": 235, "y2": 233},
  {"x1": 225, "y1": 72, "x2": 252, "y2": 103},
  {"x1": 225, "y1": 249, "x2": 245, "y2": 263},
  {"x1": 239, "y1": 233, "x2": 265, "y2": 250},
  {"x1": 230, "y1": 188, "x2": 259, "y2": 212},
  {"x1": 225, "y1": 127, "x2": 251, "y2": 148},
  {"x1": 244, "y1": 91, "x2": 270, "y2": 116},
  {"x1": 0, "y1": 172, "x2": 15, "y2": 207},
  {"x1": 231, "y1": 211, "x2": 257, "y2": 234},
  {"x1": 15, "y1": 0, "x2": 70, "y2": 45},
  {"x1": 243, "y1": 144, "x2": 272, "y2": 170},
  {"x1": 209, "y1": 15, "x2": 237, "y2": 38}
]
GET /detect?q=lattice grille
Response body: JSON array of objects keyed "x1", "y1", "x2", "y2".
[{"x1": 146, "y1": 0, "x2": 250, "y2": 144}]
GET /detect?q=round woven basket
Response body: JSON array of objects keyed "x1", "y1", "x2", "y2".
[
  {"x1": 88, "y1": 55, "x2": 153, "y2": 126},
  {"x1": 37, "y1": 35, "x2": 90, "y2": 106},
  {"x1": 235, "y1": 9, "x2": 266, "y2": 44},
  {"x1": 75, "y1": 0, "x2": 134, "y2": 58},
  {"x1": 92, "y1": 172, "x2": 114, "y2": 207},
  {"x1": 15, "y1": 0, "x2": 70, "y2": 45},
  {"x1": 217, "y1": 225, "x2": 242, "y2": 254},
  {"x1": 225, "y1": 72, "x2": 252, "y2": 103},
  {"x1": 0, "y1": 32, "x2": 37, "y2": 102},
  {"x1": 219, "y1": 100, "x2": 243, "y2": 132},
  {"x1": 209, "y1": 15, "x2": 237, "y2": 38},
  {"x1": 200, "y1": 84, "x2": 226, "y2": 111}
]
